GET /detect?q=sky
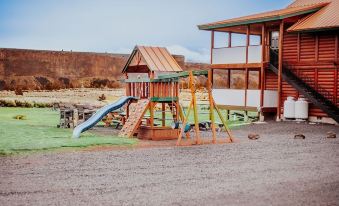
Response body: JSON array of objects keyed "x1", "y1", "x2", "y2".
[{"x1": 0, "y1": 0, "x2": 292, "y2": 62}]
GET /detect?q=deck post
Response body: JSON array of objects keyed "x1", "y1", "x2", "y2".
[
  {"x1": 246, "y1": 25, "x2": 250, "y2": 63},
  {"x1": 245, "y1": 25, "x2": 250, "y2": 117},
  {"x1": 244, "y1": 68, "x2": 249, "y2": 121},
  {"x1": 211, "y1": 31, "x2": 215, "y2": 64},
  {"x1": 277, "y1": 21, "x2": 284, "y2": 121},
  {"x1": 227, "y1": 69, "x2": 231, "y2": 88},
  {"x1": 260, "y1": 23, "x2": 266, "y2": 121},
  {"x1": 228, "y1": 32, "x2": 232, "y2": 48}
]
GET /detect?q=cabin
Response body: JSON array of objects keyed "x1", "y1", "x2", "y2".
[
  {"x1": 121, "y1": 46, "x2": 182, "y2": 140},
  {"x1": 198, "y1": 0, "x2": 339, "y2": 124}
]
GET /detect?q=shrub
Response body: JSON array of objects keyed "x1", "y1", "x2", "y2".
[{"x1": 13, "y1": 115, "x2": 27, "y2": 120}]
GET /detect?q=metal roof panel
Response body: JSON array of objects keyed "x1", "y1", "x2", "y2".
[
  {"x1": 122, "y1": 46, "x2": 183, "y2": 73},
  {"x1": 198, "y1": 3, "x2": 327, "y2": 30}
]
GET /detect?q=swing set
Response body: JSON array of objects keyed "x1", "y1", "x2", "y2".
[{"x1": 157, "y1": 70, "x2": 234, "y2": 146}]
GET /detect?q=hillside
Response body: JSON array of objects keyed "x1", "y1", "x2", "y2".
[{"x1": 0, "y1": 48, "x2": 257, "y2": 91}]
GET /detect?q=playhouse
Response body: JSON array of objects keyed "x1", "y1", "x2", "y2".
[{"x1": 119, "y1": 46, "x2": 182, "y2": 141}]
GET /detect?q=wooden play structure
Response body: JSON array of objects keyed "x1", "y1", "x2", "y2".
[{"x1": 119, "y1": 46, "x2": 234, "y2": 145}]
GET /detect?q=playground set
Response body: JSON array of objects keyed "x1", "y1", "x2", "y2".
[{"x1": 73, "y1": 46, "x2": 234, "y2": 145}]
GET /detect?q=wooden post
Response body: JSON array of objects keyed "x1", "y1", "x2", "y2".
[
  {"x1": 211, "y1": 31, "x2": 215, "y2": 64},
  {"x1": 162, "y1": 103, "x2": 165, "y2": 127},
  {"x1": 260, "y1": 24, "x2": 265, "y2": 109},
  {"x1": 277, "y1": 21, "x2": 284, "y2": 121},
  {"x1": 228, "y1": 32, "x2": 232, "y2": 48},
  {"x1": 208, "y1": 70, "x2": 216, "y2": 143},
  {"x1": 246, "y1": 25, "x2": 250, "y2": 63},
  {"x1": 227, "y1": 69, "x2": 231, "y2": 88},
  {"x1": 245, "y1": 25, "x2": 250, "y2": 113},
  {"x1": 244, "y1": 68, "x2": 249, "y2": 107},
  {"x1": 189, "y1": 71, "x2": 201, "y2": 144},
  {"x1": 150, "y1": 72, "x2": 155, "y2": 128}
]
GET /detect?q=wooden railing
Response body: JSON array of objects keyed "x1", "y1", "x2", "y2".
[
  {"x1": 152, "y1": 82, "x2": 179, "y2": 99},
  {"x1": 126, "y1": 82, "x2": 150, "y2": 99},
  {"x1": 126, "y1": 81, "x2": 179, "y2": 100}
]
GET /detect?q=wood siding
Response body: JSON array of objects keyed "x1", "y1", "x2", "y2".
[
  {"x1": 264, "y1": 69, "x2": 278, "y2": 90},
  {"x1": 281, "y1": 30, "x2": 339, "y2": 118}
]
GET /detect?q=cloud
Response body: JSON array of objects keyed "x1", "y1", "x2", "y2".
[{"x1": 167, "y1": 45, "x2": 209, "y2": 63}]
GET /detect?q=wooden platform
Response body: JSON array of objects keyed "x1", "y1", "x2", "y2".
[{"x1": 137, "y1": 126, "x2": 179, "y2": 141}]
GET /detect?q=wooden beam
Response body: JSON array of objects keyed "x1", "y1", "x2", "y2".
[
  {"x1": 245, "y1": 68, "x2": 249, "y2": 107},
  {"x1": 208, "y1": 70, "x2": 216, "y2": 143},
  {"x1": 211, "y1": 63, "x2": 263, "y2": 69},
  {"x1": 227, "y1": 69, "x2": 231, "y2": 88},
  {"x1": 216, "y1": 104, "x2": 259, "y2": 112},
  {"x1": 228, "y1": 32, "x2": 232, "y2": 48},
  {"x1": 260, "y1": 24, "x2": 265, "y2": 108},
  {"x1": 246, "y1": 25, "x2": 250, "y2": 63},
  {"x1": 211, "y1": 31, "x2": 215, "y2": 64},
  {"x1": 277, "y1": 21, "x2": 284, "y2": 120},
  {"x1": 161, "y1": 103, "x2": 165, "y2": 127},
  {"x1": 150, "y1": 71, "x2": 155, "y2": 129},
  {"x1": 189, "y1": 71, "x2": 201, "y2": 144}
]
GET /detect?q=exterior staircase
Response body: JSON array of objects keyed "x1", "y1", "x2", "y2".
[
  {"x1": 119, "y1": 99, "x2": 150, "y2": 137},
  {"x1": 269, "y1": 49, "x2": 339, "y2": 123}
]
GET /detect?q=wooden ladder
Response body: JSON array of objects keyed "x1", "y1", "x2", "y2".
[{"x1": 119, "y1": 99, "x2": 150, "y2": 138}]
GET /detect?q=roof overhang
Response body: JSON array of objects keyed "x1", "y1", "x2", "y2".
[{"x1": 198, "y1": 3, "x2": 327, "y2": 31}]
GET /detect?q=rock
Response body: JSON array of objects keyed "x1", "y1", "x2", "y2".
[
  {"x1": 294, "y1": 134, "x2": 306, "y2": 139},
  {"x1": 326, "y1": 132, "x2": 336, "y2": 139},
  {"x1": 248, "y1": 133, "x2": 260, "y2": 140}
]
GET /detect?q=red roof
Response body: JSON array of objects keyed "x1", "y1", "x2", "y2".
[
  {"x1": 198, "y1": 0, "x2": 339, "y2": 32},
  {"x1": 288, "y1": 0, "x2": 339, "y2": 32}
]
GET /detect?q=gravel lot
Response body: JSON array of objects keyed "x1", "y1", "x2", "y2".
[{"x1": 1, "y1": 122, "x2": 338, "y2": 206}]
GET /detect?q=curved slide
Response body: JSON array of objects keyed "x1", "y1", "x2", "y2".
[{"x1": 72, "y1": 96, "x2": 137, "y2": 138}]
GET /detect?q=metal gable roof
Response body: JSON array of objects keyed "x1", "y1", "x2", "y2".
[
  {"x1": 287, "y1": 0, "x2": 339, "y2": 32},
  {"x1": 198, "y1": 3, "x2": 327, "y2": 30},
  {"x1": 122, "y1": 46, "x2": 182, "y2": 73}
]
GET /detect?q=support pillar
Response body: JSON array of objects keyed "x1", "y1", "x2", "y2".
[{"x1": 277, "y1": 21, "x2": 284, "y2": 121}]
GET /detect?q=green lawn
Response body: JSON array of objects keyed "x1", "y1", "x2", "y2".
[{"x1": 0, "y1": 107, "x2": 137, "y2": 155}]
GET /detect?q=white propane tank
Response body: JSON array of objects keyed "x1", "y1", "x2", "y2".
[
  {"x1": 295, "y1": 98, "x2": 309, "y2": 119},
  {"x1": 283, "y1": 96, "x2": 295, "y2": 119}
]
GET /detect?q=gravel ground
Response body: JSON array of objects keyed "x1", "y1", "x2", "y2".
[{"x1": 1, "y1": 122, "x2": 339, "y2": 206}]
